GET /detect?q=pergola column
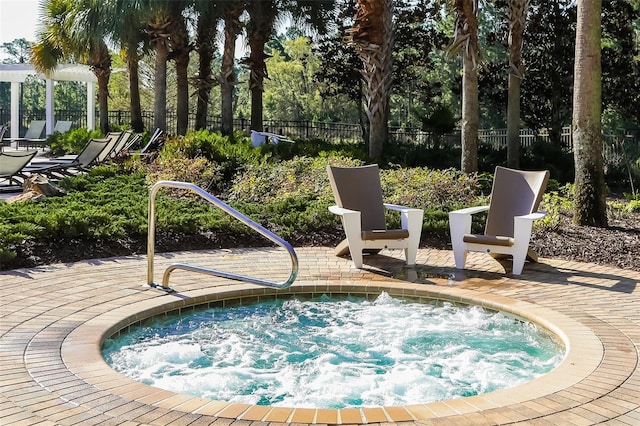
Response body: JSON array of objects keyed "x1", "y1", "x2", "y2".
[
  {"x1": 10, "y1": 81, "x2": 20, "y2": 139},
  {"x1": 45, "y1": 78, "x2": 54, "y2": 135}
]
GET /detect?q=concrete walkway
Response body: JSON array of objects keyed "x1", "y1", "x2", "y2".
[{"x1": 1, "y1": 247, "x2": 639, "y2": 425}]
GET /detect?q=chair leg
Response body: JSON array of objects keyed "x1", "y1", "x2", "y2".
[
  {"x1": 334, "y1": 239, "x2": 350, "y2": 257},
  {"x1": 350, "y1": 247, "x2": 364, "y2": 268},
  {"x1": 405, "y1": 245, "x2": 417, "y2": 266},
  {"x1": 453, "y1": 246, "x2": 467, "y2": 270},
  {"x1": 512, "y1": 251, "x2": 527, "y2": 275}
]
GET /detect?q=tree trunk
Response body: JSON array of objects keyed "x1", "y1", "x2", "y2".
[
  {"x1": 506, "y1": 0, "x2": 529, "y2": 169},
  {"x1": 97, "y1": 72, "x2": 110, "y2": 135},
  {"x1": 175, "y1": 51, "x2": 190, "y2": 136},
  {"x1": 194, "y1": 13, "x2": 217, "y2": 131},
  {"x1": 127, "y1": 49, "x2": 143, "y2": 133},
  {"x1": 154, "y1": 39, "x2": 168, "y2": 133},
  {"x1": 572, "y1": 0, "x2": 607, "y2": 227},
  {"x1": 93, "y1": 46, "x2": 111, "y2": 135},
  {"x1": 506, "y1": 72, "x2": 521, "y2": 168},
  {"x1": 461, "y1": 54, "x2": 478, "y2": 173},
  {"x1": 221, "y1": 7, "x2": 242, "y2": 137},
  {"x1": 346, "y1": 0, "x2": 393, "y2": 162},
  {"x1": 248, "y1": 35, "x2": 268, "y2": 132}
]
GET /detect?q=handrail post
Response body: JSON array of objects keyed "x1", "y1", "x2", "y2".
[{"x1": 147, "y1": 180, "x2": 298, "y2": 292}]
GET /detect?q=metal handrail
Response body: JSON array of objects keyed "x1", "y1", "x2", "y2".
[{"x1": 147, "y1": 180, "x2": 298, "y2": 292}]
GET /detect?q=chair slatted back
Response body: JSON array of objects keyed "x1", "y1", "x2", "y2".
[
  {"x1": 327, "y1": 164, "x2": 387, "y2": 232},
  {"x1": 53, "y1": 121, "x2": 73, "y2": 133},
  {"x1": 109, "y1": 130, "x2": 133, "y2": 158},
  {"x1": 24, "y1": 121, "x2": 46, "y2": 139},
  {"x1": 96, "y1": 132, "x2": 123, "y2": 163},
  {"x1": 0, "y1": 150, "x2": 38, "y2": 177},
  {"x1": 77, "y1": 138, "x2": 110, "y2": 168},
  {"x1": 485, "y1": 166, "x2": 550, "y2": 238}
]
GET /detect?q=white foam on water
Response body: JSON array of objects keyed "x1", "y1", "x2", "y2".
[{"x1": 102, "y1": 293, "x2": 564, "y2": 408}]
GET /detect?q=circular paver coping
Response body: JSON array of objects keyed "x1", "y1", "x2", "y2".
[{"x1": 61, "y1": 280, "x2": 602, "y2": 424}]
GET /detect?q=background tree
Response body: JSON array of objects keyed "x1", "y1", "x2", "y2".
[
  {"x1": 447, "y1": 0, "x2": 481, "y2": 173},
  {"x1": 505, "y1": 0, "x2": 530, "y2": 168},
  {"x1": 572, "y1": 0, "x2": 607, "y2": 226},
  {"x1": 99, "y1": 0, "x2": 148, "y2": 132},
  {"x1": 32, "y1": 0, "x2": 112, "y2": 134},
  {"x1": 220, "y1": 1, "x2": 244, "y2": 137},
  {"x1": 244, "y1": 0, "x2": 278, "y2": 132},
  {"x1": 1, "y1": 38, "x2": 32, "y2": 64},
  {"x1": 143, "y1": 0, "x2": 174, "y2": 132},
  {"x1": 345, "y1": 0, "x2": 395, "y2": 161},
  {"x1": 193, "y1": 0, "x2": 220, "y2": 131}
]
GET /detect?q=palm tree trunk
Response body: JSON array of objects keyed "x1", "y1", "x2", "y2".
[
  {"x1": 194, "y1": 13, "x2": 217, "y2": 131},
  {"x1": 175, "y1": 51, "x2": 190, "y2": 136},
  {"x1": 346, "y1": 0, "x2": 394, "y2": 162},
  {"x1": 127, "y1": 49, "x2": 143, "y2": 133},
  {"x1": 506, "y1": 0, "x2": 530, "y2": 169},
  {"x1": 97, "y1": 72, "x2": 110, "y2": 135},
  {"x1": 573, "y1": 0, "x2": 607, "y2": 227},
  {"x1": 92, "y1": 45, "x2": 112, "y2": 135},
  {"x1": 506, "y1": 73, "x2": 521, "y2": 168},
  {"x1": 221, "y1": 6, "x2": 242, "y2": 137},
  {"x1": 245, "y1": 0, "x2": 276, "y2": 133},
  {"x1": 461, "y1": 54, "x2": 478, "y2": 173},
  {"x1": 154, "y1": 39, "x2": 168, "y2": 132},
  {"x1": 448, "y1": 0, "x2": 481, "y2": 174}
]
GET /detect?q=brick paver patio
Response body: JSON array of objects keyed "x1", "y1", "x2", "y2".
[{"x1": 1, "y1": 247, "x2": 639, "y2": 425}]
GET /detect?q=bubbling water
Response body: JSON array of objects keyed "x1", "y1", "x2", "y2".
[{"x1": 102, "y1": 292, "x2": 564, "y2": 408}]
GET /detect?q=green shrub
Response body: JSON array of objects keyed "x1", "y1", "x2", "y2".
[
  {"x1": 228, "y1": 155, "x2": 364, "y2": 203},
  {"x1": 47, "y1": 128, "x2": 103, "y2": 156}
]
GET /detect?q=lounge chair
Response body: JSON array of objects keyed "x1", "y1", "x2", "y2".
[
  {"x1": 108, "y1": 130, "x2": 135, "y2": 159},
  {"x1": 18, "y1": 120, "x2": 74, "y2": 150},
  {"x1": 138, "y1": 128, "x2": 164, "y2": 155},
  {"x1": 0, "y1": 150, "x2": 38, "y2": 191},
  {"x1": 0, "y1": 125, "x2": 8, "y2": 151},
  {"x1": 448, "y1": 166, "x2": 550, "y2": 275},
  {"x1": 23, "y1": 137, "x2": 110, "y2": 177},
  {"x1": 326, "y1": 164, "x2": 424, "y2": 268},
  {"x1": 11, "y1": 120, "x2": 46, "y2": 149}
]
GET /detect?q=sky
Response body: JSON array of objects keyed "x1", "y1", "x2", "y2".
[{"x1": 0, "y1": 0, "x2": 40, "y2": 59}]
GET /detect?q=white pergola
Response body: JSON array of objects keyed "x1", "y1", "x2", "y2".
[{"x1": 0, "y1": 63, "x2": 97, "y2": 139}]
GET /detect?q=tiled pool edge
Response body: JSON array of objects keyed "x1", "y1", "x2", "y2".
[
  {"x1": 2, "y1": 246, "x2": 639, "y2": 425},
  {"x1": 61, "y1": 280, "x2": 602, "y2": 424}
]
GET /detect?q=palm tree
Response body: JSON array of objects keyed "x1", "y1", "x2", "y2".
[
  {"x1": 220, "y1": 1, "x2": 244, "y2": 137},
  {"x1": 506, "y1": 0, "x2": 530, "y2": 169},
  {"x1": 244, "y1": 0, "x2": 278, "y2": 132},
  {"x1": 193, "y1": 0, "x2": 221, "y2": 131},
  {"x1": 447, "y1": 0, "x2": 481, "y2": 174},
  {"x1": 345, "y1": 0, "x2": 394, "y2": 162},
  {"x1": 572, "y1": 0, "x2": 607, "y2": 227},
  {"x1": 32, "y1": 0, "x2": 112, "y2": 135},
  {"x1": 167, "y1": 3, "x2": 191, "y2": 136},
  {"x1": 143, "y1": 3, "x2": 172, "y2": 132},
  {"x1": 99, "y1": 0, "x2": 148, "y2": 133}
]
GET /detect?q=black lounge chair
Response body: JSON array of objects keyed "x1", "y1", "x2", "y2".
[
  {"x1": 23, "y1": 138, "x2": 110, "y2": 177},
  {"x1": 0, "y1": 150, "x2": 38, "y2": 191}
]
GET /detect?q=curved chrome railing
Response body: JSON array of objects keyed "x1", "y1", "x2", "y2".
[{"x1": 147, "y1": 180, "x2": 298, "y2": 292}]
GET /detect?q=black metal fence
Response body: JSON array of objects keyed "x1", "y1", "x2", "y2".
[{"x1": 1, "y1": 108, "x2": 637, "y2": 156}]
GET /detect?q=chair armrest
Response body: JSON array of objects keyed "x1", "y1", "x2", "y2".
[
  {"x1": 328, "y1": 205, "x2": 359, "y2": 216},
  {"x1": 383, "y1": 203, "x2": 423, "y2": 213},
  {"x1": 449, "y1": 205, "x2": 489, "y2": 239},
  {"x1": 449, "y1": 205, "x2": 490, "y2": 216},
  {"x1": 515, "y1": 211, "x2": 546, "y2": 221}
]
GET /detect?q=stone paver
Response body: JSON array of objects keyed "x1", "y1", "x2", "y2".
[{"x1": 1, "y1": 247, "x2": 639, "y2": 425}]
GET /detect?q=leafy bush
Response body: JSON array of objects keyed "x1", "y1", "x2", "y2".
[
  {"x1": 47, "y1": 128, "x2": 103, "y2": 156},
  {"x1": 228, "y1": 155, "x2": 363, "y2": 203}
]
